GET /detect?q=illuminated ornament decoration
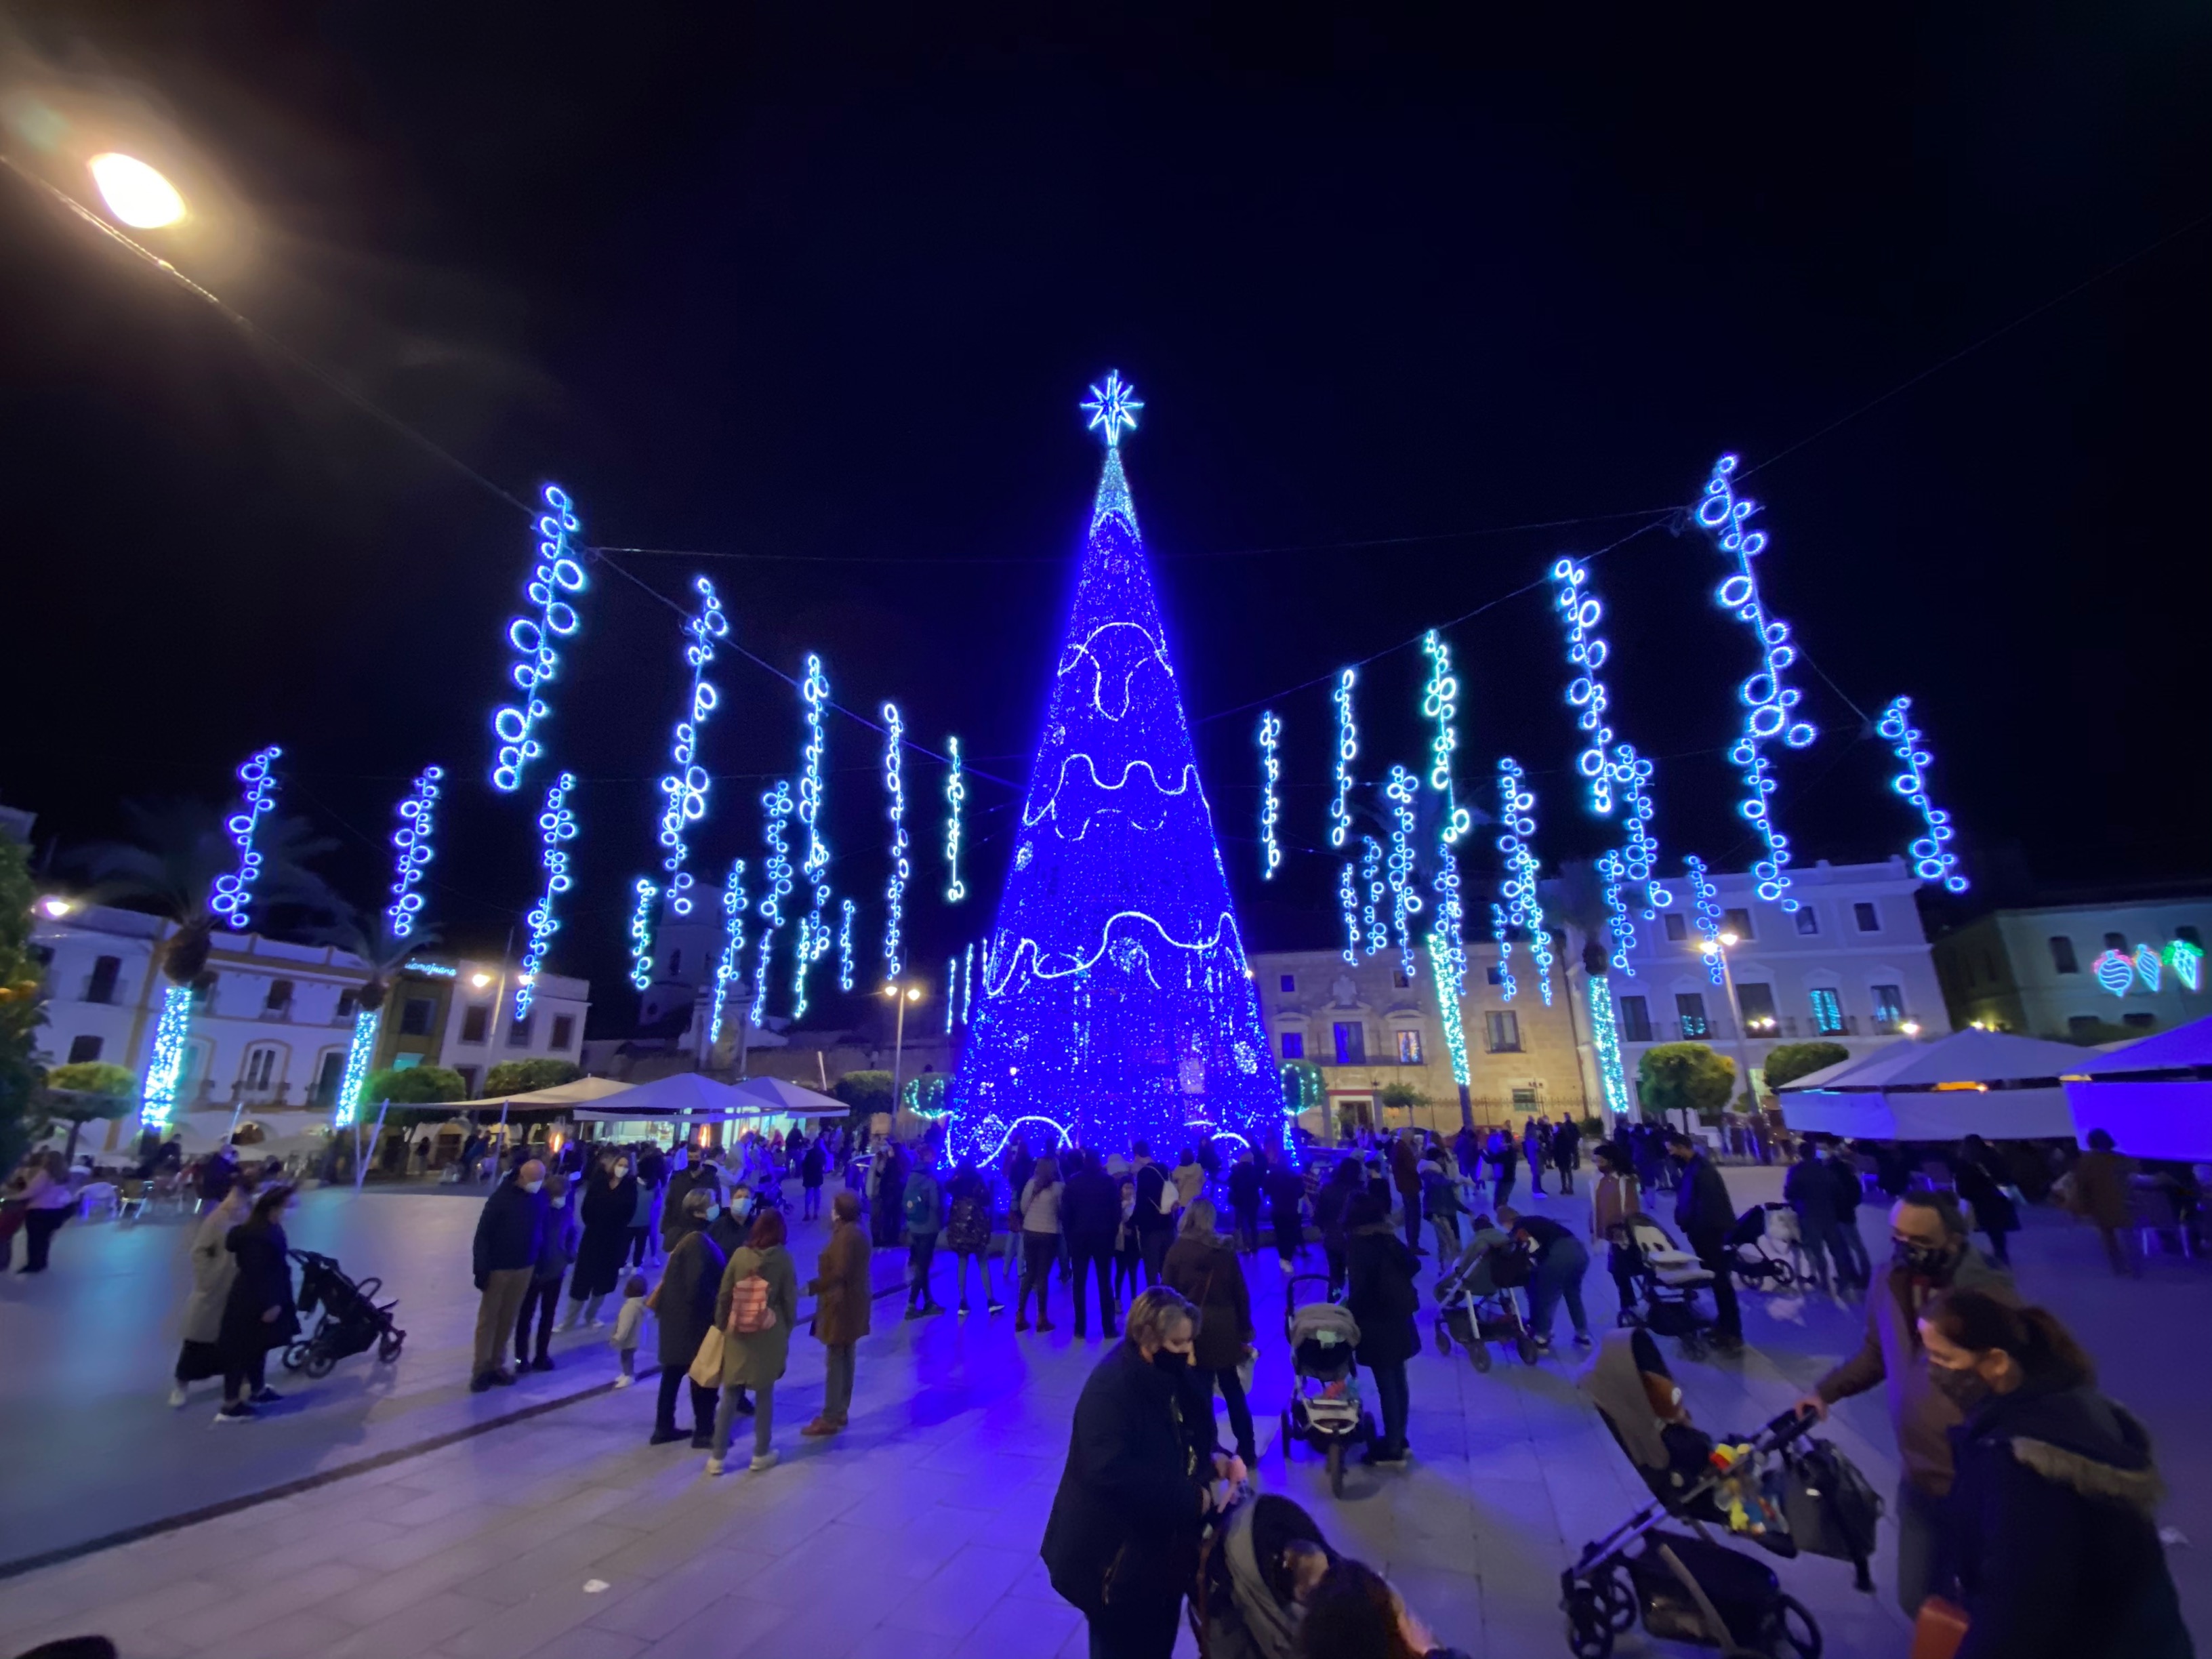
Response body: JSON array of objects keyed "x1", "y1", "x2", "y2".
[
  {"x1": 1420, "y1": 632, "x2": 1471, "y2": 844},
  {"x1": 1337, "y1": 863, "x2": 1360, "y2": 964},
  {"x1": 2133, "y1": 945, "x2": 2162, "y2": 994},
  {"x1": 210, "y1": 745, "x2": 281, "y2": 931},
  {"x1": 491, "y1": 484, "x2": 587, "y2": 794},
  {"x1": 1281, "y1": 1060, "x2": 1324, "y2": 1120},
  {"x1": 752, "y1": 781, "x2": 794, "y2": 1027},
  {"x1": 1587, "y1": 981, "x2": 1632, "y2": 1115},
  {"x1": 945, "y1": 956, "x2": 959, "y2": 1036},
  {"x1": 710, "y1": 859, "x2": 748, "y2": 1044},
  {"x1": 1877, "y1": 696, "x2": 1967, "y2": 893},
  {"x1": 1494, "y1": 758, "x2": 1555, "y2": 1006},
  {"x1": 1257, "y1": 711, "x2": 1283, "y2": 878},
  {"x1": 944, "y1": 736, "x2": 967, "y2": 903},
  {"x1": 386, "y1": 765, "x2": 443, "y2": 940},
  {"x1": 1361, "y1": 836, "x2": 1387, "y2": 958},
  {"x1": 657, "y1": 577, "x2": 730, "y2": 918},
  {"x1": 962, "y1": 941, "x2": 976, "y2": 1027},
  {"x1": 2167, "y1": 939, "x2": 2203, "y2": 993},
  {"x1": 838, "y1": 899, "x2": 856, "y2": 994},
  {"x1": 1685, "y1": 855, "x2": 1725, "y2": 985},
  {"x1": 1551, "y1": 557, "x2": 1620, "y2": 815},
  {"x1": 2091, "y1": 949, "x2": 2134, "y2": 998},
  {"x1": 881, "y1": 702, "x2": 909, "y2": 983},
  {"x1": 1385, "y1": 765, "x2": 1423, "y2": 979},
  {"x1": 1597, "y1": 849, "x2": 1636, "y2": 977},
  {"x1": 1614, "y1": 743, "x2": 1673, "y2": 920},
  {"x1": 628, "y1": 879, "x2": 659, "y2": 993},
  {"x1": 514, "y1": 771, "x2": 577, "y2": 1019},
  {"x1": 1428, "y1": 851, "x2": 1471, "y2": 1088},
  {"x1": 946, "y1": 376, "x2": 1276, "y2": 1160},
  {"x1": 138, "y1": 983, "x2": 195, "y2": 1130},
  {"x1": 1330, "y1": 670, "x2": 1357, "y2": 848},
  {"x1": 331, "y1": 1005, "x2": 378, "y2": 1131},
  {"x1": 792, "y1": 653, "x2": 834, "y2": 1015},
  {"x1": 1490, "y1": 901, "x2": 1519, "y2": 1003},
  {"x1": 1080, "y1": 369, "x2": 1144, "y2": 447},
  {"x1": 1696, "y1": 453, "x2": 1818, "y2": 910}
]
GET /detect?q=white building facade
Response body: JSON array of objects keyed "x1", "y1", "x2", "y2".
[{"x1": 1931, "y1": 896, "x2": 2209, "y2": 1040}]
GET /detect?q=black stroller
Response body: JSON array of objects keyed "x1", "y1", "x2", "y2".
[
  {"x1": 283, "y1": 1250, "x2": 406, "y2": 1378},
  {"x1": 1561, "y1": 1330, "x2": 1881, "y2": 1659},
  {"x1": 1726, "y1": 1204, "x2": 1801, "y2": 1292},
  {"x1": 1432, "y1": 1221, "x2": 1539, "y2": 1369}
]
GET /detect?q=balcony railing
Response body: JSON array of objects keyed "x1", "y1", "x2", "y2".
[{"x1": 1620, "y1": 1012, "x2": 1913, "y2": 1044}]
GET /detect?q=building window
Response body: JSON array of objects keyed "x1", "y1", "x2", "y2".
[
  {"x1": 460, "y1": 1004, "x2": 491, "y2": 1044},
  {"x1": 1853, "y1": 902, "x2": 1880, "y2": 933},
  {"x1": 1724, "y1": 908, "x2": 1754, "y2": 939},
  {"x1": 1280, "y1": 1031, "x2": 1305, "y2": 1060},
  {"x1": 1395, "y1": 1029, "x2": 1423, "y2": 1064},
  {"x1": 313, "y1": 1052, "x2": 344, "y2": 1106},
  {"x1": 1332, "y1": 1022, "x2": 1366, "y2": 1065},
  {"x1": 508, "y1": 1010, "x2": 535, "y2": 1048},
  {"x1": 2049, "y1": 936, "x2": 2079, "y2": 975},
  {"x1": 85, "y1": 956, "x2": 122, "y2": 1004},
  {"x1": 455, "y1": 1067, "x2": 480, "y2": 1096},
  {"x1": 336, "y1": 989, "x2": 359, "y2": 1019},
  {"x1": 1477, "y1": 1011, "x2": 1515, "y2": 1053},
  {"x1": 2122, "y1": 1012, "x2": 2156, "y2": 1030},
  {"x1": 2103, "y1": 932, "x2": 2126, "y2": 951},
  {"x1": 1675, "y1": 993, "x2": 1709, "y2": 1039},
  {"x1": 1618, "y1": 995, "x2": 1652, "y2": 1042},
  {"x1": 1485, "y1": 964, "x2": 1504, "y2": 986},
  {"x1": 1809, "y1": 988, "x2": 1846, "y2": 1036},
  {"x1": 265, "y1": 979, "x2": 293, "y2": 1012},
  {"x1": 1663, "y1": 914, "x2": 1687, "y2": 941},
  {"x1": 2177, "y1": 925, "x2": 2202, "y2": 947},
  {"x1": 2068, "y1": 1014, "x2": 2104, "y2": 1038},
  {"x1": 1870, "y1": 985, "x2": 1906, "y2": 1034},
  {"x1": 1278, "y1": 974, "x2": 1296, "y2": 993},
  {"x1": 1795, "y1": 908, "x2": 1820, "y2": 935},
  {"x1": 551, "y1": 1015, "x2": 575, "y2": 1050},
  {"x1": 243, "y1": 1047, "x2": 279, "y2": 1089},
  {"x1": 66, "y1": 1034, "x2": 104, "y2": 1064},
  {"x1": 192, "y1": 975, "x2": 216, "y2": 1008},
  {"x1": 1391, "y1": 968, "x2": 1412, "y2": 989},
  {"x1": 1737, "y1": 982, "x2": 1778, "y2": 1033},
  {"x1": 399, "y1": 998, "x2": 435, "y2": 1037},
  {"x1": 1510, "y1": 1086, "x2": 1538, "y2": 1111}
]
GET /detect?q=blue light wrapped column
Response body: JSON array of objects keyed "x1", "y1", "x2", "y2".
[{"x1": 139, "y1": 983, "x2": 195, "y2": 1130}]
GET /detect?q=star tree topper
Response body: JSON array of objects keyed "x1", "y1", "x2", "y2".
[{"x1": 1081, "y1": 370, "x2": 1144, "y2": 447}]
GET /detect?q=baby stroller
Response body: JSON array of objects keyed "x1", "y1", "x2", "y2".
[
  {"x1": 283, "y1": 1250, "x2": 406, "y2": 1378},
  {"x1": 1561, "y1": 1330, "x2": 1881, "y2": 1658},
  {"x1": 1279, "y1": 1275, "x2": 1372, "y2": 1497},
  {"x1": 1726, "y1": 1205, "x2": 1800, "y2": 1292},
  {"x1": 1616, "y1": 1214, "x2": 1718, "y2": 1359},
  {"x1": 1191, "y1": 1492, "x2": 1335, "y2": 1659},
  {"x1": 1432, "y1": 1222, "x2": 1539, "y2": 1370}
]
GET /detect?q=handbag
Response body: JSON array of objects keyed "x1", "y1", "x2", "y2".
[
  {"x1": 1909, "y1": 1596, "x2": 1968, "y2": 1659},
  {"x1": 688, "y1": 1325, "x2": 726, "y2": 1387}
]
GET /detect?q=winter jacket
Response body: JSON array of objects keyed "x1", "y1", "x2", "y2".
[
  {"x1": 1826, "y1": 1156, "x2": 1866, "y2": 1217},
  {"x1": 1954, "y1": 1160, "x2": 2019, "y2": 1236},
  {"x1": 2067, "y1": 1149, "x2": 2133, "y2": 1228},
  {"x1": 572, "y1": 1172, "x2": 639, "y2": 1297},
  {"x1": 472, "y1": 1174, "x2": 549, "y2": 1287},
  {"x1": 1041, "y1": 1340, "x2": 1212, "y2": 1618},
  {"x1": 1552, "y1": 1124, "x2": 1580, "y2": 1170},
  {"x1": 1265, "y1": 1167, "x2": 1306, "y2": 1235},
  {"x1": 1133, "y1": 1162, "x2": 1176, "y2": 1233},
  {"x1": 1060, "y1": 1168, "x2": 1123, "y2": 1252},
  {"x1": 534, "y1": 1193, "x2": 581, "y2": 1282},
  {"x1": 714, "y1": 1243, "x2": 798, "y2": 1387},
  {"x1": 1019, "y1": 1177, "x2": 1064, "y2": 1235},
  {"x1": 1673, "y1": 1152, "x2": 1736, "y2": 1246},
  {"x1": 800, "y1": 1144, "x2": 827, "y2": 1188},
  {"x1": 181, "y1": 1197, "x2": 248, "y2": 1345},
  {"x1": 810, "y1": 1218, "x2": 873, "y2": 1347},
  {"x1": 1389, "y1": 1138, "x2": 1421, "y2": 1199},
  {"x1": 1949, "y1": 1382, "x2": 2190, "y2": 1659},
  {"x1": 1591, "y1": 1172, "x2": 1641, "y2": 1244},
  {"x1": 1784, "y1": 1158, "x2": 1841, "y2": 1229},
  {"x1": 653, "y1": 1221, "x2": 726, "y2": 1369},
  {"x1": 1343, "y1": 1223, "x2": 1420, "y2": 1366},
  {"x1": 1162, "y1": 1233, "x2": 1253, "y2": 1372},
  {"x1": 944, "y1": 1173, "x2": 993, "y2": 1254},
  {"x1": 218, "y1": 1222, "x2": 298, "y2": 1357},
  {"x1": 903, "y1": 1170, "x2": 943, "y2": 1237},
  {"x1": 1419, "y1": 1165, "x2": 1462, "y2": 1221},
  {"x1": 1815, "y1": 1244, "x2": 2014, "y2": 1496},
  {"x1": 1226, "y1": 1161, "x2": 1263, "y2": 1216}
]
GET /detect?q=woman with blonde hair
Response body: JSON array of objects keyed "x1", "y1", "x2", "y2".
[{"x1": 1015, "y1": 1154, "x2": 1063, "y2": 1332}]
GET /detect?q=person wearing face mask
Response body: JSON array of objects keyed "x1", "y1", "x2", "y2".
[
  {"x1": 1917, "y1": 1288, "x2": 2186, "y2": 1659},
  {"x1": 514, "y1": 1171, "x2": 577, "y2": 1372},
  {"x1": 1794, "y1": 1192, "x2": 2015, "y2": 1618},
  {"x1": 649, "y1": 1188, "x2": 727, "y2": 1448},
  {"x1": 1042, "y1": 1288, "x2": 1244, "y2": 1659},
  {"x1": 470, "y1": 1160, "x2": 549, "y2": 1392},
  {"x1": 561, "y1": 1153, "x2": 639, "y2": 1330}
]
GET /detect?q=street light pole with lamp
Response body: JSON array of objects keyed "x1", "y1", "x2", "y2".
[
  {"x1": 1698, "y1": 931, "x2": 1763, "y2": 1134},
  {"x1": 883, "y1": 981, "x2": 924, "y2": 1118}
]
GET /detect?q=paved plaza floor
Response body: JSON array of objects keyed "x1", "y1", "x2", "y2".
[{"x1": 0, "y1": 1170, "x2": 2202, "y2": 1659}]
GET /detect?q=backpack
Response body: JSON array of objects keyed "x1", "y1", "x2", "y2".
[
  {"x1": 904, "y1": 1176, "x2": 939, "y2": 1233},
  {"x1": 728, "y1": 1271, "x2": 776, "y2": 1334},
  {"x1": 945, "y1": 1192, "x2": 989, "y2": 1254}
]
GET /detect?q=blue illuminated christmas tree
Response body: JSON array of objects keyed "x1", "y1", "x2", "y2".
[{"x1": 947, "y1": 375, "x2": 1279, "y2": 1162}]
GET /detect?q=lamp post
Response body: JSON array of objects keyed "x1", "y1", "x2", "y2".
[
  {"x1": 884, "y1": 981, "x2": 924, "y2": 1117},
  {"x1": 1698, "y1": 931, "x2": 1762, "y2": 1134}
]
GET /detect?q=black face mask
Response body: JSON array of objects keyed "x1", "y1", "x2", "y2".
[
  {"x1": 1892, "y1": 1237, "x2": 1954, "y2": 1278},
  {"x1": 1929, "y1": 1364, "x2": 1993, "y2": 1414},
  {"x1": 1151, "y1": 1348, "x2": 1191, "y2": 1376}
]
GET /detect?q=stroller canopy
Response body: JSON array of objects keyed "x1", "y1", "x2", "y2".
[{"x1": 1578, "y1": 1329, "x2": 1677, "y2": 1475}]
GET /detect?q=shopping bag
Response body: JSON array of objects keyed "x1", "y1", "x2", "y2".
[{"x1": 688, "y1": 1325, "x2": 725, "y2": 1388}]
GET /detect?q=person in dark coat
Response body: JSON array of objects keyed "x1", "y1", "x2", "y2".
[
  {"x1": 1826, "y1": 1145, "x2": 1872, "y2": 1290},
  {"x1": 1042, "y1": 1287, "x2": 1231, "y2": 1659},
  {"x1": 1061, "y1": 1150, "x2": 1124, "y2": 1338},
  {"x1": 1490, "y1": 1130, "x2": 1519, "y2": 1209},
  {"x1": 1313, "y1": 1157, "x2": 1361, "y2": 1293},
  {"x1": 1785, "y1": 1141, "x2": 1846, "y2": 1292},
  {"x1": 1920, "y1": 1288, "x2": 2190, "y2": 1659},
  {"x1": 1668, "y1": 1133, "x2": 1742, "y2": 1349},
  {"x1": 514, "y1": 1169, "x2": 577, "y2": 1372},
  {"x1": 1342, "y1": 1191, "x2": 1419, "y2": 1466},
  {"x1": 1388, "y1": 1134, "x2": 1423, "y2": 1254},
  {"x1": 804, "y1": 1189, "x2": 872, "y2": 1435},
  {"x1": 1551, "y1": 1116, "x2": 1581, "y2": 1195},
  {"x1": 1130, "y1": 1141, "x2": 1176, "y2": 1287},
  {"x1": 651, "y1": 1188, "x2": 728, "y2": 1448},
  {"x1": 1162, "y1": 1200, "x2": 1257, "y2": 1465},
  {"x1": 1501, "y1": 1208, "x2": 1591, "y2": 1351},
  {"x1": 800, "y1": 1135, "x2": 827, "y2": 1220},
  {"x1": 214, "y1": 1185, "x2": 298, "y2": 1422},
  {"x1": 1226, "y1": 1149, "x2": 1264, "y2": 1256},
  {"x1": 471, "y1": 1160, "x2": 548, "y2": 1391},
  {"x1": 1265, "y1": 1158, "x2": 1307, "y2": 1271},
  {"x1": 562, "y1": 1153, "x2": 639, "y2": 1328},
  {"x1": 1952, "y1": 1136, "x2": 2020, "y2": 1267}
]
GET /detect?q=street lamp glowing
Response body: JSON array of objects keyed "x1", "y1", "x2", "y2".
[
  {"x1": 87, "y1": 153, "x2": 186, "y2": 228},
  {"x1": 37, "y1": 896, "x2": 73, "y2": 919},
  {"x1": 470, "y1": 972, "x2": 493, "y2": 989},
  {"x1": 1902, "y1": 1021, "x2": 1922, "y2": 1036},
  {"x1": 1718, "y1": 931, "x2": 1740, "y2": 947},
  {"x1": 906, "y1": 988, "x2": 922, "y2": 1003}
]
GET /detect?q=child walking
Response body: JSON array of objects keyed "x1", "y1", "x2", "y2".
[{"x1": 610, "y1": 1272, "x2": 648, "y2": 1387}]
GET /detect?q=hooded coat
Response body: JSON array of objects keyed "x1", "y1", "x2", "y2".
[
  {"x1": 1949, "y1": 1382, "x2": 2190, "y2": 1659},
  {"x1": 1342, "y1": 1222, "x2": 1420, "y2": 1366}
]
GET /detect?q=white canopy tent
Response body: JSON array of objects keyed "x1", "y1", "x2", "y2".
[
  {"x1": 440, "y1": 1076, "x2": 634, "y2": 1113},
  {"x1": 569, "y1": 1071, "x2": 760, "y2": 1122},
  {"x1": 729, "y1": 1076, "x2": 848, "y2": 1118},
  {"x1": 2062, "y1": 1012, "x2": 2212, "y2": 1160},
  {"x1": 1777, "y1": 1029, "x2": 2091, "y2": 1141}
]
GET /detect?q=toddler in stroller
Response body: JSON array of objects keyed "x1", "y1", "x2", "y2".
[
  {"x1": 1559, "y1": 1329, "x2": 1881, "y2": 1659},
  {"x1": 283, "y1": 1250, "x2": 406, "y2": 1378},
  {"x1": 1279, "y1": 1276, "x2": 1371, "y2": 1497},
  {"x1": 1431, "y1": 1215, "x2": 1539, "y2": 1369},
  {"x1": 1193, "y1": 1493, "x2": 1336, "y2": 1659}
]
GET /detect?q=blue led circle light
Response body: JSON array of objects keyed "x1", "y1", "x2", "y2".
[
  {"x1": 386, "y1": 765, "x2": 444, "y2": 941},
  {"x1": 881, "y1": 702, "x2": 909, "y2": 984},
  {"x1": 1551, "y1": 557, "x2": 1620, "y2": 815},
  {"x1": 1257, "y1": 710, "x2": 1283, "y2": 878},
  {"x1": 514, "y1": 771, "x2": 577, "y2": 1019},
  {"x1": 1420, "y1": 632, "x2": 1471, "y2": 844},
  {"x1": 211, "y1": 745, "x2": 282, "y2": 931},
  {"x1": 628, "y1": 878, "x2": 659, "y2": 994},
  {"x1": 1877, "y1": 695, "x2": 1967, "y2": 893},
  {"x1": 657, "y1": 577, "x2": 730, "y2": 918},
  {"x1": 1694, "y1": 453, "x2": 1818, "y2": 910},
  {"x1": 1385, "y1": 764, "x2": 1423, "y2": 979},
  {"x1": 492, "y1": 484, "x2": 588, "y2": 794},
  {"x1": 752, "y1": 781, "x2": 795, "y2": 1027},
  {"x1": 1685, "y1": 854, "x2": 1725, "y2": 985},
  {"x1": 1494, "y1": 758, "x2": 1555, "y2": 1006},
  {"x1": 943, "y1": 735, "x2": 967, "y2": 903}
]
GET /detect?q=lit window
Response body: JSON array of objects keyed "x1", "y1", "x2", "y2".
[
  {"x1": 1484, "y1": 1011, "x2": 1521, "y2": 1053},
  {"x1": 1662, "y1": 914, "x2": 1687, "y2": 941},
  {"x1": 1870, "y1": 985, "x2": 1906, "y2": 1033},
  {"x1": 1675, "y1": 994, "x2": 1709, "y2": 1039},
  {"x1": 1395, "y1": 1029, "x2": 1423, "y2": 1064},
  {"x1": 1854, "y1": 903, "x2": 1881, "y2": 933},
  {"x1": 2049, "y1": 937, "x2": 2078, "y2": 975},
  {"x1": 1332, "y1": 1023, "x2": 1366, "y2": 1065},
  {"x1": 1795, "y1": 909, "x2": 1820, "y2": 936},
  {"x1": 1511, "y1": 1086, "x2": 1538, "y2": 1111},
  {"x1": 1809, "y1": 988, "x2": 1845, "y2": 1036},
  {"x1": 1280, "y1": 1031, "x2": 1305, "y2": 1059}
]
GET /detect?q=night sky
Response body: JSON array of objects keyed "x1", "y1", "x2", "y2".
[{"x1": 3, "y1": 5, "x2": 2207, "y2": 1036}]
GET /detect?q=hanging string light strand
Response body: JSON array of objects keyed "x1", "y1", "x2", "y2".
[
  {"x1": 1877, "y1": 696, "x2": 1967, "y2": 893},
  {"x1": 385, "y1": 765, "x2": 443, "y2": 940},
  {"x1": 514, "y1": 771, "x2": 578, "y2": 1018},
  {"x1": 492, "y1": 485, "x2": 587, "y2": 794},
  {"x1": 211, "y1": 745, "x2": 282, "y2": 931},
  {"x1": 944, "y1": 736, "x2": 968, "y2": 902},
  {"x1": 1420, "y1": 632, "x2": 1471, "y2": 844},
  {"x1": 710, "y1": 859, "x2": 748, "y2": 1044},
  {"x1": 882, "y1": 701, "x2": 909, "y2": 983},
  {"x1": 1257, "y1": 711, "x2": 1282, "y2": 878},
  {"x1": 657, "y1": 577, "x2": 729, "y2": 918}
]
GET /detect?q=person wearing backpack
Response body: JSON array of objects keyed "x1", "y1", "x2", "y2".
[
  {"x1": 1131, "y1": 1140, "x2": 1177, "y2": 1288},
  {"x1": 709, "y1": 1209, "x2": 799, "y2": 1475},
  {"x1": 903, "y1": 1152, "x2": 945, "y2": 1319},
  {"x1": 942, "y1": 1159, "x2": 1002, "y2": 1315}
]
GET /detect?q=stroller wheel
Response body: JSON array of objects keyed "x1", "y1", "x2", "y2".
[
  {"x1": 1563, "y1": 1586, "x2": 1616, "y2": 1659},
  {"x1": 1471, "y1": 1338, "x2": 1492, "y2": 1372},
  {"x1": 1759, "y1": 1594, "x2": 1822, "y2": 1659},
  {"x1": 303, "y1": 1348, "x2": 337, "y2": 1380},
  {"x1": 1594, "y1": 1569, "x2": 1637, "y2": 1632},
  {"x1": 378, "y1": 1330, "x2": 406, "y2": 1364},
  {"x1": 1325, "y1": 1442, "x2": 1347, "y2": 1498},
  {"x1": 281, "y1": 1343, "x2": 309, "y2": 1373},
  {"x1": 1517, "y1": 1334, "x2": 1541, "y2": 1366},
  {"x1": 1679, "y1": 1333, "x2": 1708, "y2": 1362}
]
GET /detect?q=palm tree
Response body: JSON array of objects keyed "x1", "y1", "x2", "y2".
[{"x1": 309, "y1": 912, "x2": 433, "y2": 1128}]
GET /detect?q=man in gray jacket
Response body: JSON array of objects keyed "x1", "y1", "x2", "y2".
[{"x1": 1796, "y1": 1191, "x2": 2015, "y2": 1616}]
